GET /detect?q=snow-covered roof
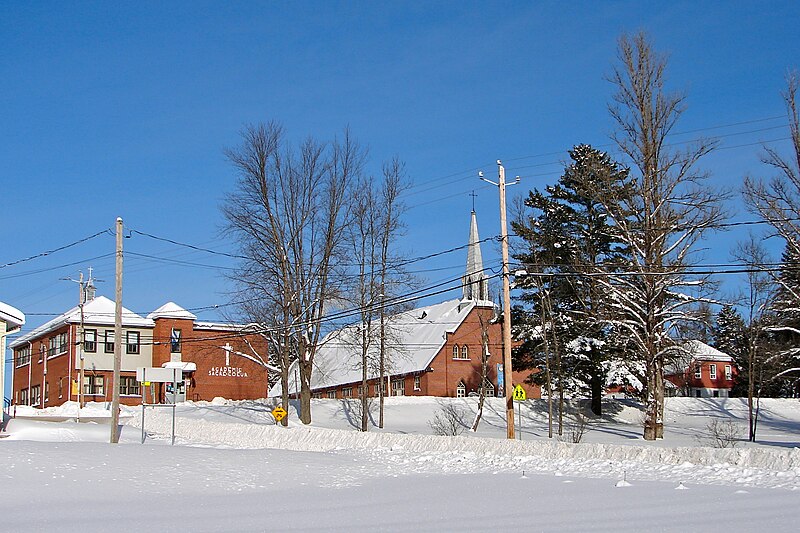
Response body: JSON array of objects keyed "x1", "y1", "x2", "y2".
[
  {"x1": 9, "y1": 296, "x2": 153, "y2": 349},
  {"x1": 163, "y1": 361, "x2": 197, "y2": 372},
  {"x1": 0, "y1": 301, "x2": 25, "y2": 329},
  {"x1": 147, "y1": 302, "x2": 198, "y2": 320},
  {"x1": 273, "y1": 298, "x2": 488, "y2": 395},
  {"x1": 194, "y1": 321, "x2": 248, "y2": 332},
  {"x1": 684, "y1": 340, "x2": 733, "y2": 362}
]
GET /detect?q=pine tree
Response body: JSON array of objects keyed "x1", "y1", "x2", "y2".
[
  {"x1": 512, "y1": 144, "x2": 634, "y2": 417},
  {"x1": 712, "y1": 305, "x2": 747, "y2": 396}
]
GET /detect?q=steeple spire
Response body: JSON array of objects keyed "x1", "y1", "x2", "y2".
[{"x1": 463, "y1": 210, "x2": 489, "y2": 301}]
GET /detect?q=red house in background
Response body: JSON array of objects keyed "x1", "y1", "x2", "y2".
[{"x1": 666, "y1": 340, "x2": 738, "y2": 398}]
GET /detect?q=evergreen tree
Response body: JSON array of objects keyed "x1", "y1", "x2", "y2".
[
  {"x1": 763, "y1": 246, "x2": 800, "y2": 397},
  {"x1": 512, "y1": 144, "x2": 634, "y2": 416}
]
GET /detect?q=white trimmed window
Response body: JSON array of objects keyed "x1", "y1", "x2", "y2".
[
  {"x1": 725, "y1": 365, "x2": 732, "y2": 380},
  {"x1": 104, "y1": 330, "x2": 115, "y2": 353},
  {"x1": 48, "y1": 336, "x2": 58, "y2": 357},
  {"x1": 31, "y1": 385, "x2": 41, "y2": 406},
  {"x1": 58, "y1": 378, "x2": 63, "y2": 399},
  {"x1": 483, "y1": 380, "x2": 495, "y2": 397},
  {"x1": 709, "y1": 364, "x2": 717, "y2": 380},
  {"x1": 58, "y1": 332, "x2": 68, "y2": 354},
  {"x1": 120, "y1": 376, "x2": 140, "y2": 396},
  {"x1": 694, "y1": 365, "x2": 702, "y2": 379},
  {"x1": 391, "y1": 380, "x2": 405, "y2": 396},
  {"x1": 342, "y1": 387, "x2": 352, "y2": 398},
  {"x1": 15, "y1": 346, "x2": 30, "y2": 367},
  {"x1": 83, "y1": 329, "x2": 97, "y2": 352},
  {"x1": 327, "y1": 390, "x2": 336, "y2": 399},
  {"x1": 456, "y1": 381, "x2": 466, "y2": 398},
  {"x1": 84, "y1": 375, "x2": 105, "y2": 396},
  {"x1": 44, "y1": 382, "x2": 49, "y2": 403},
  {"x1": 453, "y1": 345, "x2": 469, "y2": 360},
  {"x1": 414, "y1": 376, "x2": 421, "y2": 391},
  {"x1": 126, "y1": 331, "x2": 140, "y2": 354}
]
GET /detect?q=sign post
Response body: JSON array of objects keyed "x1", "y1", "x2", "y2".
[{"x1": 513, "y1": 385, "x2": 527, "y2": 440}]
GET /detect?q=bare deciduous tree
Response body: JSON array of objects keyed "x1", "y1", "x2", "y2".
[
  {"x1": 743, "y1": 72, "x2": 800, "y2": 271},
  {"x1": 224, "y1": 122, "x2": 363, "y2": 424}
]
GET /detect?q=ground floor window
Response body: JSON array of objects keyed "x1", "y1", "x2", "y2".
[
  {"x1": 120, "y1": 376, "x2": 140, "y2": 396},
  {"x1": 44, "y1": 382, "x2": 50, "y2": 403},
  {"x1": 84, "y1": 375, "x2": 105, "y2": 396},
  {"x1": 313, "y1": 392, "x2": 322, "y2": 399},
  {"x1": 31, "y1": 385, "x2": 41, "y2": 406},
  {"x1": 483, "y1": 380, "x2": 495, "y2": 397},
  {"x1": 392, "y1": 380, "x2": 405, "y2": 396},
  {"x1": 456, "y1": 381, "x2": 466, "y2": 398},
  {"x1": 327, "y1": 390, "x2": 336, "y2": 399},
  {"x1": 19, "y1": 388, "x2": 29, "y2": 406},
  {"x1": 414, "y1": 376, "x2": 421, "y2": 391},
  {"x1": 342, "y1": 387, "x2": 352, "y2": 398},
  {"x1": 58, "y1": 378, "x2": 63, "y2": 399}
]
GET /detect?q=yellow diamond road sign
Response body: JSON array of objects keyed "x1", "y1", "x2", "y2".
[
  {"x1": 272, "y1": 406, "x2": 287, "y2": 421},
  {"x1": 513, "y1": 385, "x2": 527, "y2": 401}
]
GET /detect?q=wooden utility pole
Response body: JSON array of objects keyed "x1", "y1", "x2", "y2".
[
  {"x1": 481, "y1": 161, "x2": 519, "y2": 439},
  {"x1": 110, "y1": 217, "x2": 123, "y2": 444}
]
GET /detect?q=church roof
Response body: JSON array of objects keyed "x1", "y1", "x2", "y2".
[{"x1": 272, "y1": 298, "x2": 490, "y2": 395}]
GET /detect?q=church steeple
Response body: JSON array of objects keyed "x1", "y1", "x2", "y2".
[{"x1": 463, "y1": 210, "x2": 489, "y2": 302}]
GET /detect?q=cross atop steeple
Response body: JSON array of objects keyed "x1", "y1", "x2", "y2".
[{"x1": 462, "y1": 211, "x2": 489, "y2": 302}]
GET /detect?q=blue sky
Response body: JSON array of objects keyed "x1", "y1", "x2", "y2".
[{"x1": 2, "y1": 2, "x2": 799, "y2": 381}]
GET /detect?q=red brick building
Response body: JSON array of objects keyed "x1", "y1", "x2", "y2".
[
  {"x1": 273, "y1": 211, "x2": 539, "y2": 400},
  {"x1": 665, "y1": 340, "x2": 738, "y2": 398},
  {"x1": 9, "y1": 296, "x2": 269, "y2": 408}
]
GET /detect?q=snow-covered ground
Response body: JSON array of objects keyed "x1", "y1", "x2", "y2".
[{"x1": 2, "y1": 397, "x2": 799, "y2": 531}]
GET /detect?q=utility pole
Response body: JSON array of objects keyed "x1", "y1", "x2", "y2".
[
  {"x1": 110, "y1": 217, "x2": 123, "y2": 444},
  {"x1": 481, "y1": 161, "x2": 520, "y2": 440}
]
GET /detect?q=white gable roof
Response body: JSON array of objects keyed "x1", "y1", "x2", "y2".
[
  {"x1": 685, "y1": 340, "x2": 734, "y2": 362},
  {"x1": 147, "y1": 302, "x2": 197, "y2": 320},
  {"x1": 9, "y1": 296, "x2": 153, "y2": 349},
  {"x1": 272, "y1": 298, "x2": 489, "y2": 395},
  {"x1": 0, "y1": 301, "x2": 25, "y2": 328}
]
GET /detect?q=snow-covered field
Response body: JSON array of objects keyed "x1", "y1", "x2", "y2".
[{"x1": 2, "y1": 397, "x2": 799, "y2": 532}]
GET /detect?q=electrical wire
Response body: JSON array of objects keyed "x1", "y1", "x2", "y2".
[{"x1": 0, "y1": 230, "x2": 111, "y2": 269}]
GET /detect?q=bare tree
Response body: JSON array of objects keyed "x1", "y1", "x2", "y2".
[
  {"x1": 224, "y1": 122, "x2": 363, "y2": 424},
  {"x1": 377, "y1": 158, "x2": 410, "y2": 428},
  {"x1": 733, "y1": 236, "x2": 776, "y2": 441},
  {"x1": 471, "y1": 313, "x2": 493, "y2": 431},
  {"x1": 345, "y1": 174, "x2": 380, "y2": 432},
  {"x1": 597, "y1": 33, "x2": 727, "y2": 440},
  {"x1": 743, "y1": 72, "x2": 800, "y2": 270}
]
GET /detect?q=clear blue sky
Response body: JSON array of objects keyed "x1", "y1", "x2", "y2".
[{"x1": 2, "y1": 2, "x2": 799, "y2": 382}]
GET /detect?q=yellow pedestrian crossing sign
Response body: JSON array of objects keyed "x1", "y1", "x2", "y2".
[
  {"x1": 513, "y1": 385, "x2": 527, "y2": 401},
  {"x1": 272, "y1": 406, "x2": 287, "y2": 421}
]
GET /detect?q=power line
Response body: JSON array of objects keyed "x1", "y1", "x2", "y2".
[{"x1": 0, "y1": 230, "x2": 111, "y2": 269}]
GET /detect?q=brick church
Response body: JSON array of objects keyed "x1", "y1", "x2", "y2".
[{"x1": 273, "y1": 211, "x2": 540, "y2": 400}]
